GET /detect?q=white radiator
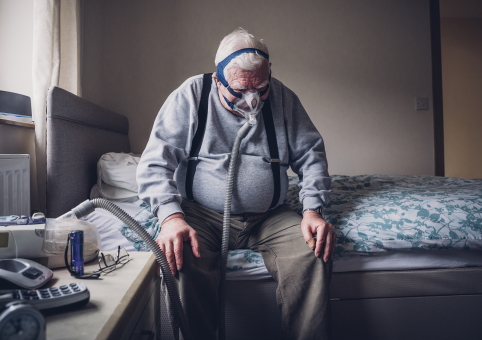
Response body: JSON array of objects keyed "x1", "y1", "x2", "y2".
[{"x1": 0, "y1": 154, "x2": 30, "y2": 216}]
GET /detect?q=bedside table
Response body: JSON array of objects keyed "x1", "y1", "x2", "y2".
[{"x1": 44, "y1": 252, "x2": 160, "y2": 340}]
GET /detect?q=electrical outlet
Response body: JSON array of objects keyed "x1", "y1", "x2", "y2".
[{"x1": 415, "y1": 97, "x2": 429, "y2": 110}]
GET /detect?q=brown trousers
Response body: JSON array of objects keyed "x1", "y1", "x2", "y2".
[{"x1": 162, "y1": 199, "x2": 332, "y2": 340}]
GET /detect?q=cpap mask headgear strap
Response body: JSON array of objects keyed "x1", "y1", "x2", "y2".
[
  {"x1": 216, "y1": 48, "x2": 270, "y2": 124},
  {"x1": 216, "y1": 48, "x2": 270, "y2": 92}
]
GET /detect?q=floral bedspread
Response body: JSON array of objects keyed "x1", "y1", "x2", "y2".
[
  {"x1": 289, "y1": 175, "x2": 482, "y2": 256},
  {"x1": 118, "y1": 199, "x2": 266, "y2": 271},
  {"x1": 119, "y1": 174, "x2": 482, "y2": 270}
]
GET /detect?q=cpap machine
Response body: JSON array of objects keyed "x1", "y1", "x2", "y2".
[{"x1": 0, "y1": 213, "x2": 100, "y2": 268}]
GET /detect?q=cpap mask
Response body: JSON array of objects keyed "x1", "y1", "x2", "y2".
[
  {"x1": 224, "y1": 90, "x2": 264, "y2": 125},
  {"x1": 216, "y1": 48, "x2": 270, "y2": 125}
]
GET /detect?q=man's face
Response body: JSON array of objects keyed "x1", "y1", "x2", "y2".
[{"x1": 214, "y1": 60, "x2": 271, "y2": 116}]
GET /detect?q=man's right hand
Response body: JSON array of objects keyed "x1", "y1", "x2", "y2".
[{"x1": 156, "y1": 213, "x2": 201, "y2": 276}]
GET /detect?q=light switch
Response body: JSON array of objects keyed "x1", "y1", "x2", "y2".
[{"x1": 415, "y1": 97, "x2": 429, "y2": 110}]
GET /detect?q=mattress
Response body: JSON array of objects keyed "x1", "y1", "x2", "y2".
[
  {"x1": 285, "y1": 175, "x2": 482, "y2": 254},
  {"x1": 81, "y1": 198, "x2": 482, "y2": 280}
]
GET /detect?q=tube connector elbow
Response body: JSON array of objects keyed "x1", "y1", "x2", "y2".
[
  {"x1": 58, "y1": 199, "x2": 95, "y2": 219},
  {"x1": 237, "y1": 121, "x2": 252, "y2": 139},
  {"x1": 248, "y1": 113, "x2": 257, "y2": 126}
]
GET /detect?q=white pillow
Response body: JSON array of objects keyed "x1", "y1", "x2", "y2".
[{"x1": 94, "y1": 152, "x2": 140, "y2": 200}]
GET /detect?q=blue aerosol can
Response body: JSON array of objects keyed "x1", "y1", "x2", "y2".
[{"x1": 70, "y1": 230, "x2": 84, "y2": 276}]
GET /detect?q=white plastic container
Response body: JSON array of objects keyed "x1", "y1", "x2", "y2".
[{"x1": 43, "y1": 216, "x2": 101, "y2": 263}]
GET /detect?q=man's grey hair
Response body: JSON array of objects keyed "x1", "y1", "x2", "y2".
[{"x1": 215, "y1": 28, "x2": 270, "y2": 81}]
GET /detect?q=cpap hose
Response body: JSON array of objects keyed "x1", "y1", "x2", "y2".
[
  {"x1": 219, "y1": 121, "x2": 253, "y2": 340},
  {"x1": 60, "y1": 198, "x2": 193, "y2": 340}
]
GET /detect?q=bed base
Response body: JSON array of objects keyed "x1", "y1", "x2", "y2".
[{"x1": 161, "y1": 266, "x2": 482, "y2": 340}]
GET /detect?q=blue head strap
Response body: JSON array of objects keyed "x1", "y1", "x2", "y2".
[
  {"x1": 216, "y1": 48, "x2": 270, "y2": 89},
  {"x1": 224, "y1": 96, "x2": 236, "y2": 110}
]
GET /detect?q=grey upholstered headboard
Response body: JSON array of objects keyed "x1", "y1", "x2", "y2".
[{"x1": 46, "y1": 86, "x2": 131, "y2": 217}]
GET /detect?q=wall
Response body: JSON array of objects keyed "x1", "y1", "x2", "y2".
[
  {"x1": 0, "y1": 0, "x2": 33, "y2": 99},
  {"x1": 440, "y1": 18, "x2": 482, "y2": 179},
  {"x1": 82, "y1": 0, "x2": 435, "y2": 176},
  {"x1": 0, "y1": 0, "x2": 39, "y2": 211}
]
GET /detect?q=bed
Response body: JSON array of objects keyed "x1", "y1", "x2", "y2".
[{"x1": 46, "y1": 86, "x2": 482, "y2": 340}]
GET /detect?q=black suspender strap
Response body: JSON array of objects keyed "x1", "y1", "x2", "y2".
[
  {"x1": 185, "y1": 73, "x2": 212, "y2": 201},
  {"x1": 262, "y1": 99, "x2": 281, "y2": 209}
]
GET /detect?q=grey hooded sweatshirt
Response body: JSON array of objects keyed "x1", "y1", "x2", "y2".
[{"x1": 137, "y1": 74, "x2": 331, "y2": 223}]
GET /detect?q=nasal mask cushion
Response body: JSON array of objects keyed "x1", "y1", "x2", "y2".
[{"x1": 216, "y1": 48, "x2": 270, "y2": 120}]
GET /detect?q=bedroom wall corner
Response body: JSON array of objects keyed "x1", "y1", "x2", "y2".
[{"x1": 441, "y1": 17, "x2": 482, "y2": 179}]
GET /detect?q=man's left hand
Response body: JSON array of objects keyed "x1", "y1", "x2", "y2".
[{"x1": 301, "y1": 211, "x2": 336, "y2": 262}]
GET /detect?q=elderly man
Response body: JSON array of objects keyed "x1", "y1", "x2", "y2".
[{"x1": 137, "y1": 28, "x2": 335, "y2": 340}]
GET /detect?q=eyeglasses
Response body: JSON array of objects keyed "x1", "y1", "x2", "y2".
[{"x1": 95, "y1": 246, "x2": 131, "y2": 274}]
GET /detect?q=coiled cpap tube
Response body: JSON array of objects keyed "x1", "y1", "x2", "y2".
[{"x1": 59, "y1": 198, "x2": 193, "y2": 340}]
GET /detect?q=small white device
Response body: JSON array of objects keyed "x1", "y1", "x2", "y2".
[
  {"x1": 0, "y1": 258, "x2": 52, "y2": 289},
  {"x1": 0, "y1": 224, "x2": 66, "y2": 269}
]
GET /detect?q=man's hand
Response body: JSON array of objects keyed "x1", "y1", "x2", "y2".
[
  {"x1": 301, "y1": 211, "x2": 336, "y2": 262},
  {"x1": 156, "y1": 213, "x2": 201, "y2": 275}
]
